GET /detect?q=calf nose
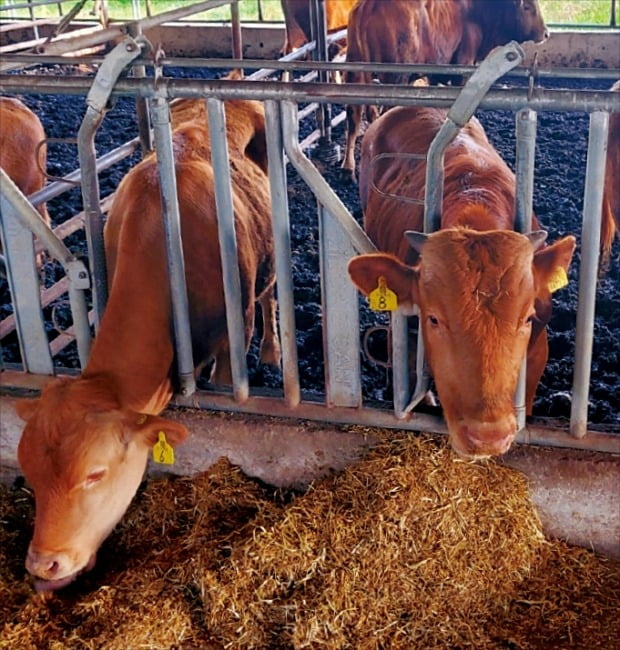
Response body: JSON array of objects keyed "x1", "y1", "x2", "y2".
[
  {"x1": 453, "y1": 417, "x2": 517, "y2": 459},
  {"x1": 26, "y1": 547, "x2": 66, "y2": 579}
]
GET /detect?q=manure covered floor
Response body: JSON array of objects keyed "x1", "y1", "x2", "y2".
[{"x1": 1, "y1": 433, "x2": 618, "y2": 650}]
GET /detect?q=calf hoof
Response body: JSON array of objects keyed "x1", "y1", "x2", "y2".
[
  {"x1": 260, "y1": 340, "x2": 282, "y2": 368},
  {"x1": 337, "y1": 166, "x2": 357, "y2": 185}
]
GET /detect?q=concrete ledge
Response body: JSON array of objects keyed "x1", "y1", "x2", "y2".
[{"x1": 1, "y1": 394, "x2": 618, "y2": 557}]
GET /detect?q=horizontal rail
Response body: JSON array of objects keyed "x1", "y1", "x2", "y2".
[
  {"x1": 1, "y1": 75, "x2": 618, "y2": 114},
  {"x1": 172, "y1": 394, "x2": 619, "y2": 456},
  {"x1": 0, "y1": 369, "x2": 617, "y2": 454},
  {"x1": 2, "y1": 53, "x2": 619, "y2": 82},
  {"x1": 0, "y1": 0, "x2": 72, "y2": 10}
]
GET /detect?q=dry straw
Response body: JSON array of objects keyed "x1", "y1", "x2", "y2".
[{"x1": 1, "y1": 432, "x2": 618, "y2": 649}]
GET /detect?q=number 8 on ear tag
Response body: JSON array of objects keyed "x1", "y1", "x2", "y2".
[
  {"x1": 369, "y1": 276, "x2": 398, "y2": 312},
  {"x1": 152, "y1": 431, "x2": 175, "y2": 465}
]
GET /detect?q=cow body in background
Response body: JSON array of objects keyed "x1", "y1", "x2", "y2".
[
  {"x1": 16, "y1": 98, "x2": 280, "y2": 592},
  {"x1": 348, "y1": 106, "x2": 575, "y2": 459},
  {"x1": 342, "y1": 0, "x2": 549, "y2": 177},
  {"x1": 0, "y1": 96, "x2": 50, "y2": 229},
  {"x1": 280, "y1": 0, "x2": 357, "y2": 54},
  {"x1": 600, "y1": 79, "x2": 620, "y2": 267}
]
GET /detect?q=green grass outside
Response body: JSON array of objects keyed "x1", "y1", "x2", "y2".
[{"x1": 0, "y1": 0, "x2": 615, "y2": 27}]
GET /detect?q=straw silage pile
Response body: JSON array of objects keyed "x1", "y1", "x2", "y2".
[{"x1": 1, "y1": 434, "x2": 618, "y2": 649}]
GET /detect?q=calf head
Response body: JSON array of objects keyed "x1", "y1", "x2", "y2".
[
  {"x1": 513, "y1": 0, "x2": 549, "y2": 44},
  {"x1": 16, "y1": 376, "x2": 188, "y2": 592},
  {"x1": 348, "y1": 228, "x2": 575, "y2": 459}
]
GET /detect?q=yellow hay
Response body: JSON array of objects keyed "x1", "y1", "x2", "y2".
[{"x1": 1, "y1": 433, "x2": 618, "y2": 649}]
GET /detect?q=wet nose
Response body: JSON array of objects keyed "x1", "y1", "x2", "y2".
[
  {"x1": 455, "y1": 417, "x2": 517, "y2": 458},
  {"x1": 26, "y1": 547, "x2": 65, "y2": 579}
]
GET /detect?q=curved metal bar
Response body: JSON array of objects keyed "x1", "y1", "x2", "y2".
[{"x1": 405, "y1": 42, "x2": 527, "y2": 415}]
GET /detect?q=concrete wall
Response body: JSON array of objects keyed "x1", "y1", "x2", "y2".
[
  {"x1": 1, "y1": 21, "x2": 619, "y2": 68},
  {"x1": 144, "y1": 24, "x2": 620, "y2": 68}
]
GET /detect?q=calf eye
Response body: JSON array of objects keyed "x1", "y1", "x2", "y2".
[
  {"x1": 427, "y1": 315, "x2": 439, "y2": 327},
  {"x1": 84, "y1": 468, "x2": 107, "y2": 488}
]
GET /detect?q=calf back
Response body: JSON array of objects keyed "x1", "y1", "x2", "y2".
[{"x1": 0, "y1": 96, "x2": 50, "y2": 225}]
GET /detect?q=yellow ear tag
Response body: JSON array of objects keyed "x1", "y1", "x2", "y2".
[
  {"x1": 368, "y1": 276, "x2": 398, "y2": 311},
  {"x1": 547, "y1": 267, "x2": 569, "y2": 293},
  {"x1": 152, "y1": 431, "x2": 175, "y2": 465}
]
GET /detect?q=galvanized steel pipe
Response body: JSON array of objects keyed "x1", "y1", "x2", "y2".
[
  {"x1": 514, "y1": 108, "x2": 538, "y2": 429},
  {"x1": 150, "y1": 95, "x2": 197, "y2": 398},
  {"x1": 571, "y1": 111, "x2": 610, "y2": 438},
  {"x1": 264, "y1": 100, "x2": 301, "y2": 407},
  {"x1": 207, "y1": 97, "x2": 250, "y2": 402}
]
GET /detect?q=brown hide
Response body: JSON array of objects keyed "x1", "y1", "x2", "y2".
[
  {"x1": 17, "y1": 100, "x2": 279, "y2": 591},
  {"x1": 600, "y1": 79, "x2": 620, "y2": 268},
  {"x1": 280, "y1": 0, "x2": 357, "y2": 54},
  {"x1": 342, "y1": 0, "x2": 549, "y2": 176},
  {"x1": 0, "y1": 97, "x2": 50, "y2": 238},
  {"x1": 349, "y1": 105, "x2": 575, "y2": 459}
]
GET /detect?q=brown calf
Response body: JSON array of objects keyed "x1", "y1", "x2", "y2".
[
  {"x1": 16, "y1": 98, "x2": 280, "y2": 591},
  {"x1": 349, "y1": 106, "x2": 575, "y2": 459},
  {"x1": 342, "y1": 0, "x2": 549, "y2": 178},
  {"x1": 0, "y1": 96, "x2": 50, "y2": 243},
  {"x1": 600, "y1": 79, "x2": 620, "y2": 268}
]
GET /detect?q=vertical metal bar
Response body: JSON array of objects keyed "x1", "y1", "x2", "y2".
[
  {"x1": 281, "y1": 100, "x2": 371, "y2": 407},
  {"x1": 0, "y1": 186, "x2": 53, "y2": 375},
  {"x1": 150, "y1": 95, "x2": 196, "y2": 398},
  {"x1": 514, "y1": 108, "x2": 537, "y2": 429},
  {"x1": 77, "y1": 106, "x2": 107, "y2": 327},
  {"x1": 207, "y1": 97, "x2": 250, "y2": 402},
  {"x1": 309, "y1": 0, "x2": 332, "y2": 143},
  {"x1": 318, "y1": 203, "x2": 362, "y2": 407},
  {"x1": 570, "y1": 111, "x2": 609, "y2": 438},
  {"x1": 28, "y1": 0, "x2": 39, "y2": 41},
  {"x1": 230, "y1": 0, "x2": 242, "y2": 61},
  {"x1": 264, "y1": 100, "x2": 301, "y2": 407},
  {"x1": 128, "y1": 23, "x2": 153, "y2": 155},
  {"x1": 0, "y1": 168, "x2": 92, "y2": 367},
  {"x1": 514, "y1": 109, "x2": 537, "y2": 234},
  {"x1": 391, "y1": 311, "x2": 410, "y2": 417}
]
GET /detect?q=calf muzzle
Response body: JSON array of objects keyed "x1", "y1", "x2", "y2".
[{"x1": 26, "y1": 546, "x2": 96, "y2": 592}]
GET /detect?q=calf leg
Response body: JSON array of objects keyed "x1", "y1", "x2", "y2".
[
  {"x1": 342, "y1": 104, "x2": 362, "y2": 180},
  {"x1": 258, "y1": 284, "x2": 281, "y2": 367},
  {"x1": 210, "y1": 345, "x2": 233, "y2": 386}
]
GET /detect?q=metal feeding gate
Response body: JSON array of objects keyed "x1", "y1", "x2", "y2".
[{"x1": 0, "y1": 16, "x2": 619, "y2": 458}]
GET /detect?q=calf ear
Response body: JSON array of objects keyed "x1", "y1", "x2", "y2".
[
  {"x1": 533, "y1": 235, "x2": 577, "y2": 296},
  {"x1": 348, "y1": 253, "x2": 419, "y2": 311},
  {"x1": 15, "y1": 397, "x2": 40, "y2": 421},
  {"x1": 125, "y1": 413, "x2": 189, "y2": 447}
]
